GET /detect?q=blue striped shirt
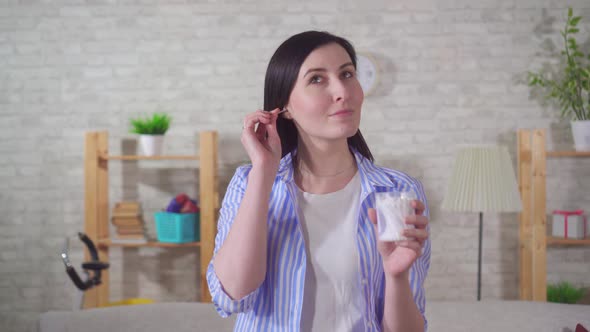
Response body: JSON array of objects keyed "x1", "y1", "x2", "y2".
[{"x1": 207, "y1": 149, "x2": 431, "y2": 331}]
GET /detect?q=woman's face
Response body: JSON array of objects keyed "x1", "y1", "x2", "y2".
[{"x1": 285, "y1": 43, "x2": 364, "y2": 144}]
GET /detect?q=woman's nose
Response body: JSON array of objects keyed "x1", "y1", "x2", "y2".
[{"x1": 331, "y1": 79, "x2": 350, "y2": 102}]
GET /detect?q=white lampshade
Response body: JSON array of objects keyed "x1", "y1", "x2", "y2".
[{"x1": 442, "y1": 145, "x2": 522, "y2": 213}]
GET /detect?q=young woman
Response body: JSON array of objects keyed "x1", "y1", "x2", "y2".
[{"x1": 207, "y1": 31, "x2": 430, "y2": 332}]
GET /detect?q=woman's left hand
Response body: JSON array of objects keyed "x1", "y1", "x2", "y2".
[{"x1": 368, "y1": 200, "x2": 429, "y2": 278}]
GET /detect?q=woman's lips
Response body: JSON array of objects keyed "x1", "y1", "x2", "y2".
[{"x1": 330, "y1": 109, "x2": 353, "y2": 116}]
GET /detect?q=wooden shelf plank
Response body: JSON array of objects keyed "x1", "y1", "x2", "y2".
[
  {"x1": 546, "y1": 237, "x2": 590, "y2": 246},
  {"x1": 546, "y1": 151, "x2": 590, "y2": 158},
  {"x1": 98, "y1": 239, "x2": 201, "y2": 248},
  {"x1": 102, "y1": 155, "x2": 199, "y2": 161}
]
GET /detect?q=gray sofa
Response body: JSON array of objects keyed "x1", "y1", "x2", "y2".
[{"x1": 38, "y1": 300, "x2": 590, "y2": 332}]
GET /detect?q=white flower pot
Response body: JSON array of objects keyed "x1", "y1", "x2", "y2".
[
  {"x1": 571, "y1": 120, "x2": 590, "y2": 151},
  {"x1": 139, "y1": 135, "x2": 164, "y2": 156}
]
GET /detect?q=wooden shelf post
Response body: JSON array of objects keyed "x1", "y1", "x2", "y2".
[
  {"x1": 531, "y1": 129, "x2": 547, "y2": 301},
  {"x1": 199, "y1": 131, "x2": 218, "y2": 303},
  {"x1": 84, "y1": 131, "x2": 110, "y2": 308},
  {"x1": 518, "y1": 129, "x2": 533, "y2": 301},
  {"x1": 517, "y1": 129, "x2": 547, "y2": 302}
]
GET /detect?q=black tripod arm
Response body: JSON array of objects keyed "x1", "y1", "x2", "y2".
[{"x1": 66, "y1": 266, "x2": 91, "y2": 291}]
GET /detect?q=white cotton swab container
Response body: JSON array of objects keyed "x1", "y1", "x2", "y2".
[{"x1": 375, "y1": 189, "x2": 417, "y2": 242}]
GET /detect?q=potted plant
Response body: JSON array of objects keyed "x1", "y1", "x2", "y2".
[
  {"x1": 129, "y1": 113, "x2": 172, "y2": 156},
  {"x1": 528, "y1": 7, "x2": 590, "y2": 151},
  {"x1": 547, "y1": 281, "x2": 587, "y2": 304}
]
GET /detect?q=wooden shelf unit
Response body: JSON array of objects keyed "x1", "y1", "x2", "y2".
[
  {"x1": 84, "y1": 131, "x2": 219, "y2": 309},
  {"x1": 517, "y1": 129, "x2": 590, "y2": 302}
]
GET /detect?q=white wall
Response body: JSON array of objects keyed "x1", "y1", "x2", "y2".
[{"x1": 1, "y1": 0, "x2": 590, "y2": 330}]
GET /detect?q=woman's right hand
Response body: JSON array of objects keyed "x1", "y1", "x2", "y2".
[{"x1": 241, "y1": 108, "x2": 282, "y2": 172}]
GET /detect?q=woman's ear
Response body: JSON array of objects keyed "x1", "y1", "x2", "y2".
[{"x1": 282, "y1": 107, "x2": 293, "y2": 120}]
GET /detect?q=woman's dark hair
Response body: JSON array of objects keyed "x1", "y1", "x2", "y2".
[{"x1": 263, "y1": 30, "x2": 374, "y2": 162}]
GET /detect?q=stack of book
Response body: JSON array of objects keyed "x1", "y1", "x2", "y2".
[{"x1": 111, "y1": 201, "x2": 146, "y2": 242}]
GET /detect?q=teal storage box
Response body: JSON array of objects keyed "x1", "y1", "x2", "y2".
[{"x1": 154, "y1": 212, "x2": 200, "y2": 243}]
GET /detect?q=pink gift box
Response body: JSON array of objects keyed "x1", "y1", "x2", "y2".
[{"x1": 552, "y1": 210, "x2": 587, "y2": 239}]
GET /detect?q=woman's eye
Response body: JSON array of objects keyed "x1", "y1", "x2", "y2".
[
  {"x1": 309, "y1": 75, "x2": 323, "y2": 84},
  {"x1": 342, "y1": 70, "x2": 354, "y2": 79}
]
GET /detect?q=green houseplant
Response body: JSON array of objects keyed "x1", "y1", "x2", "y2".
[
  {"x1": 129, "y1": 113, "x2": 172, "y2": 156},
  {"x1": 547, "y1": 281, "x2": 587, "y2": 304},
  {"x1": 528, "y1": 8, "x2": 590, "y2": 151}
]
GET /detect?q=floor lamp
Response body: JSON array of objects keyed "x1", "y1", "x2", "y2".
[{"x1": 442, "y1": 145, "x2": 522, "y2": 301}]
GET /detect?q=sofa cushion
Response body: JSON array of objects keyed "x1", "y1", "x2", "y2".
[
  {"x1": 428, "y1": 300, "x2": 590, "y2": 332},
  {"x1": 38, "y1": 302, "x2": 236, "y2": 332},
  {"x1": 38, "y1": 300, "x2": 590, "y2": 332}
]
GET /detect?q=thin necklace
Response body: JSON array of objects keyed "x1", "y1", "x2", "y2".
[{"x1": 297, "y1": 160, "x2": 356, "y2": 178}]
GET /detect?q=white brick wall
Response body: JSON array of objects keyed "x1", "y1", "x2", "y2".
[{"x1": 2, "y1": 1, "x2": 590, "y2": 330}]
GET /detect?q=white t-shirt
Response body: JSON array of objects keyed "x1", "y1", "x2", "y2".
[{"x1": 296, "y1": 171, "x2": 364, "y2": 332}]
